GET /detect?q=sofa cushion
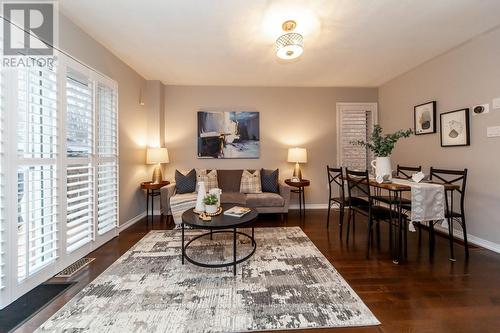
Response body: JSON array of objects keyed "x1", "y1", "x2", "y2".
[
  {"x1": 175, "y1": 169, "x2": 196, "y2": 194},
  {"x1": 246, "y1": 193, "x2": 285, "y2": 208},
  {"x1": 261, "y1": 168, "x2": 279, "y2": 193},
  {"x1": 240, "y1": 170, "x2": 262, "y2": 194},
  {"x1": 220, "y1": 192, "x2": 247, "y2": 205},
  {"x1": 217, "y1": 170, "x2": 243, "y2": 192},
  {"x1": 196, "y1": 169, "x2": 218, "y2": 191}
]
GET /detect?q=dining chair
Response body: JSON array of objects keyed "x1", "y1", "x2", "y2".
[
  {"x1": 326, "y1": 166, "x2": 346, "y2": 238},
  {"x1": 345, "y1": 168, "x2": 400, "y2": 259},
  {"x1": 430, "y1": 167, "x2": 469, "y2": 260}
]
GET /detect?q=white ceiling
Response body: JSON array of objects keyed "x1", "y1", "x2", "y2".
[{"x1": 59, "y1": 0, "x2": 500, "y2": 87}]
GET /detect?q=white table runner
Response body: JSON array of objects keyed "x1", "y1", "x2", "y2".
[{"x1": 391, "y1": 178, "x2": 445, "y2": 223}]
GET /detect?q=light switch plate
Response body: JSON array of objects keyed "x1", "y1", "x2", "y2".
[
  {"x1": 487, "y1": 126, "x2": 500, "y2": 137},
  {"x1": 493, "y1": 97, "x2": 500, "y2": 110}
]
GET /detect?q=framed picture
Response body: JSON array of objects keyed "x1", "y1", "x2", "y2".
[
  {"x1": 197, "y1": 111, "x2": 260, "y2": 159},
  {"x1": 414, "y1": 101, "x2": 436, "y2": 135},
  {"x1": 440, "y1": 108, "x2": 470, "y2": 147}
]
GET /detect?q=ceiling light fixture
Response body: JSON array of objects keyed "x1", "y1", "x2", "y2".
[{"x1": 276, "y1": 20, "x2": 303, "y2": 60}]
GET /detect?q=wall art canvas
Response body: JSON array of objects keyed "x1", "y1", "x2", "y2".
[
  {"x1": 440, "y1": 108, "x2": 470, "y2": 147},
  {"x1": 197, "y1": 111, "x2": 260, "y2": 159},
  {"x1": 414, "y1": 101, "x2": 436, "y2": 135}
]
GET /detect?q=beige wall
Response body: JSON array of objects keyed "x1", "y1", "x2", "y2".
[
  {"x1": 379, "y1": 26, "x2": 500, "y2": 249},
  {"x1": 60, "y1": 14, "x2": 150, "y2": 224},
  {"x1": 164, "y1": 86, "x2": 378, "y2": 206}
]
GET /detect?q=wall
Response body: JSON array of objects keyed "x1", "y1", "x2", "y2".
[
  {"x1": 379, "y1": 26, "x2": 500, "y2": 251},
  {"x1": 164, "y1": 86, "x2": 378, "y2": 206},
  {"x1": 60, "y1": 14, "x2": 150, "y2": 224}
]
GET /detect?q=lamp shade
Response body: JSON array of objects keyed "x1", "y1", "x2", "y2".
[
  {"x1": 287, "y1": 147, "x2": 307, "y2": 163},
  {"x1": 146, "y1": 147, "x2": 169, "y2": 164}
]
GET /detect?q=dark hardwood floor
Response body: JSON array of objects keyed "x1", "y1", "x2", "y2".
[{"x1": 15, "y1": 209, "x2": 500, "y2": 333}]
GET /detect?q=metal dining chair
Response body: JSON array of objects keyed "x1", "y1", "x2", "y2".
[
  {"x1": 430, "y1": 167, "x2": 469, "y2": 260},
  {"x1": 345, "y1": 168, "x2": 401, "y2": 259},
  {"x1": 326, "y1": 166, "x2": 346, "y2": 238}
]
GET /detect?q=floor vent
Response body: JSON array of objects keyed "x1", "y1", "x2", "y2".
[{"x1": 55, "y1": 258, "x2": 95, "y2": 278}]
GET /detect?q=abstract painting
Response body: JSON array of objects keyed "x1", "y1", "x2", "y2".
[
  {"x1": 414, "y1": 101, "x2": 436, "y2": 135},
  {"x1": 440, "y1": 108, "x2": 470, "y2": 147},
  {"x1": 197, "y1": 111, "x2": 260, "y2": 159}
]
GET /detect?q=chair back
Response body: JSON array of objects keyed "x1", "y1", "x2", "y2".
[
  {"x1": 430, "y1": 167, "x2": 468, "y2": 212},
  {"x1": 345, "y1": 168, "x2": 371, "y2": 206},
  {"x1": 397, "y1": 165, "x2": 422, "y2": 179},
  {"x1": 327, "y1": 166, "x2": 344, "y2": 200}
]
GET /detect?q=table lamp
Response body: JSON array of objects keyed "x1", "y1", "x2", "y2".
[
  {"x1": 287, "y1": 147, "x2": 307, "y2": 180},
  {"x1": 146, "y1": 147, "x2": 169, "y2": 183}
]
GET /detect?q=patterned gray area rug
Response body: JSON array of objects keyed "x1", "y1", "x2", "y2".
[{"x1": 38, "y1": 227, "x2": 379, "y2": 332}]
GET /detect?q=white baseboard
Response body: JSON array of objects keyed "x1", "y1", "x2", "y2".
[
  {"x1": 119, "y1": 211, "x2": 146, "y2": 233},
  {"x1": 434, "y1": 225, "x2": 500, "y2": 254}
]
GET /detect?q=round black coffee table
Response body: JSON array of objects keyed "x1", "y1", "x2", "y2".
[{"x1": 181, "y1": 204, "x2": 258, "y2": 276}]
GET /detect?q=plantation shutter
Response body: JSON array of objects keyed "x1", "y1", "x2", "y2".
[
  {"x1": 339, "y1": 109, "x2": 374, "y2": 170},
  {"x1": 17, "y1": 63, "x2": 59, "y2": 280},
  {"x1": 65, "y1": 71, "x2": 94, "y2": 252},
  {"x1": 96, "y1": 83, "x2": 118, "y2": 235},
  {"x1": 0, "y1": 66, "x2": 5, "y2": 291}
]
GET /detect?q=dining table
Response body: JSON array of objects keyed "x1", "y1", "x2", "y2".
[{"x1": 362, "y1": 177, "x2": 460, "y2": 264}]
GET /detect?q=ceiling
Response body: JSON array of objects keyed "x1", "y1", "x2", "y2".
[{"x1": 59, "y1": 0, "x2": 500, "y2": 87}]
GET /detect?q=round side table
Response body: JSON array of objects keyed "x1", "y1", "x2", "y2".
[
  {"x1": 284, "y1": 179, "x2": 310, "y2": 216},
  {"x1": 141, "y1": 181, "x2": 170, "y2": 224}
]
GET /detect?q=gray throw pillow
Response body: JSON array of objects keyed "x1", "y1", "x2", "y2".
[
  {"x1": 261, "y1": 168, "x2": 279, "y2": 193},
  {"x1": 175, "y1": 169, "x2": 196, "y2": 194}
]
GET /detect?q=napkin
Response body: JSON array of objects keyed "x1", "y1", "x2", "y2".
[{"x1": 411, "y1": 171, "x2": 425, "y2": 183}]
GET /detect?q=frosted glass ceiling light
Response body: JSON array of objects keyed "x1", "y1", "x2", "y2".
[{"x1": 276, "y1": 20, "x2": 304, "y2": 60}]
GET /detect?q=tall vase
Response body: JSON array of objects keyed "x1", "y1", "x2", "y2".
[
  {"x1": 195, "y1": 181, "x2": 206, "y2": 212},
  {"x1": 370, "y1": 156, "x2": 392, "y2": 180}
]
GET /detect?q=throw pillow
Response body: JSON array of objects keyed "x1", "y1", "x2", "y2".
[
  {"x1": 175, "y1": 169, "x2": 196, "y2": 194},
  {"x1": 240, "y1": 169, "x2": 262, "y2": 194},
  {"x1": 196, "y1": 169, "x2": 219, "y2": 191},
  {"x1": 261, "y1": 168, "x2": 279, "y2": 193}
]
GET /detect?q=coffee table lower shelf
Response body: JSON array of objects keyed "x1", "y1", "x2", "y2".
[{"x1": 181, "y1": 226, "x2": 256, "y2": 276}]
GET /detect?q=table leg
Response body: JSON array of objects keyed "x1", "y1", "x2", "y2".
[
  {"x1": 210, "y1": 229, "x2": 213, "y2": 240},
  {"x1": 146, "y1": 189, "x2": 150, "y2": 224},
  {"x1": 151, "y1": 190, "x2": 154, "y2": 225},
  {"x1": 252, "y1": 227, "x2": 255, "y2": 246},
  {"x1": 233, "y1": 227, "x2": 237, "y2": 276},
  {"x1": 397, "y1": 191, "x2": 403, "y2": 263},
  {"x1": 181, "y1": 222, "x2": 185, "y2": 265},
  {"x1": 302, "y1": 187, "x2": 306, "y2": 217}
]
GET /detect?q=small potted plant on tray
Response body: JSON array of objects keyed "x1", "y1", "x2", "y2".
[
  {"x1": 351, "y1": 125, "x2": 413, "y2": 179},
  {"x1": 203, "y1": 194, "x2": 219, "y2": 214}
]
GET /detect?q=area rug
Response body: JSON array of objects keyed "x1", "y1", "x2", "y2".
[{"x1": 38, "y1": 227, "x2": 379, "y2": 332}]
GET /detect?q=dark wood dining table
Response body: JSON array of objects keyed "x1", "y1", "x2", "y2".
[{"x1": 351, "y1": 177, "x2": 460, "y2": 264}]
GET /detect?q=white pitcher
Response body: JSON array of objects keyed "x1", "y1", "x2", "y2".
[{"x1": 371, "y1": 156, "x2": 392, "y2": 180}]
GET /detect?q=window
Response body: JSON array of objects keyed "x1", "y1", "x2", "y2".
[
  {"x1": 65, "y1": 70, "x2": 93, "y2": 253},
  {"x1": 16, "y1": 63, "x2": 59, "y2": 280},
  {"x1": 96, "y1": 83, "x2": 118, "y2": 235},
  {"x1": 0, "y1": 52, "x2": 118, "y2": 309},
  {"x1": 337, "y1": 103, "x2": 377, "y2": 170}
]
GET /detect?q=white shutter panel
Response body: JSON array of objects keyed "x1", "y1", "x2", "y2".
[
  {"x1": 96, "y1": 83, "x2": 118, "y2": 235},
  {"x1": 340, "y1": 110, "x2": 373, "y2": 170},
  {"x1": 0, "y1": 65, "x2": 5, "y2": 291},
  {"x1": 66, "y1": 72, "x2": 93, "y2": 157},
  {"x1": 16, "y1": 64, "x2": 58, "y2": 281},
  {"x1": 65, "y1": 71, "x2": 94, "y2": 252}
]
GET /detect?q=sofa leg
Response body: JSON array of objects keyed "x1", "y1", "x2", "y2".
[{"x1": 280, "y1": 213, "x2": 284, "y2": 222}]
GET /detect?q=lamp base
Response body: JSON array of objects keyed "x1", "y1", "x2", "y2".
[
  {"x1": 293, "y1": 162, "x2": 302, "y2": 180},
  {"x1": 152, "y1": 165, "x2": 163, "y2": 184}
]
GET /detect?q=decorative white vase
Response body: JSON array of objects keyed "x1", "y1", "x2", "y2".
[
  {"x1": 195, "y1": 181, "x2": 206, "y2": 212},
  {"x1": 205, "y1": 204, "x2": 218, "y2": 214},
  {"x1": 370, "y1": 156, "x2": 392, "y2": 180}
]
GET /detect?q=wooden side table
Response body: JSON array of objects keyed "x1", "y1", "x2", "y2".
[
  {"x1": 141, "y1": 181, "x2": 170, "y2": 223},
  {"x1": 285, "y1": 179, "x2": 310, "y2": 216}
]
